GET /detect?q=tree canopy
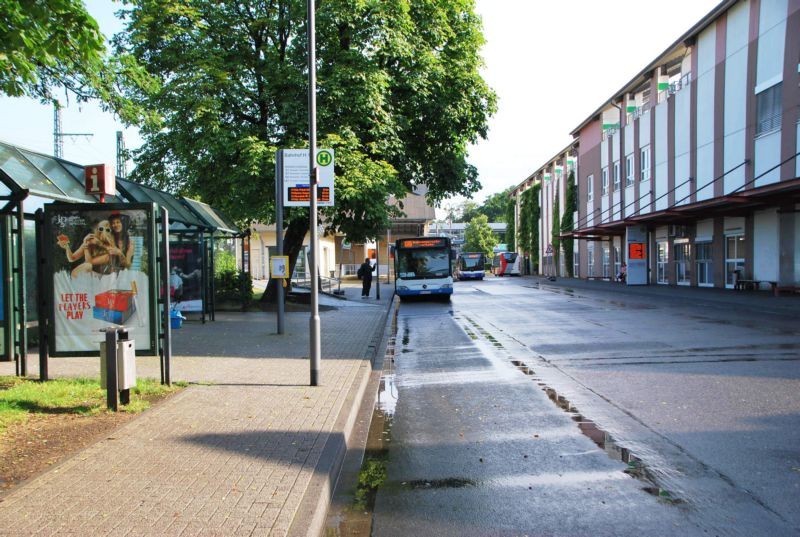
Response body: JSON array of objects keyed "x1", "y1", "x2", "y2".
[
  {"x1": 462, "y1": 214, "x2": 497, "y2": 259},
  {"x1": 113, "y1": 0, "x2": 496, "y2": 248},
  {"x1": 0, "y1": 0, "x2": 154, "y2": 122},
  {"x1": 449, "y1": 187, "x2": 512, "y2": 223},
  {"x1": 480, "y1": 189, "x2": 512, "y2": 222}
]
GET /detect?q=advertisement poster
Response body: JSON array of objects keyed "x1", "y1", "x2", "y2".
[
  {"x1": 0, "y1": 243, "x2": 5, "y2": 358},
  {"x1": 46, "y1": 204, "x2": 155, "y2": 355},
  {"x1": 169, "y1": 240, "x2": 203, "y2": 312}
]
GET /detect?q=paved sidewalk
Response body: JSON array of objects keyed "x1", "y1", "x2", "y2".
[
  {"x1": 0, "y1": 281, "x2": 395, "y2": 536},
  {"x1": 527, "y1": 274, "x2": 800, "y2": 315}
]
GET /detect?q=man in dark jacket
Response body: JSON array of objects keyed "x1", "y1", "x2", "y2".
[{"x1": 358, "y1": 257, "x2": 374, "y2": 298}]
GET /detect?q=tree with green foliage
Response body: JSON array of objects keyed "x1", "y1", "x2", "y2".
[
  {"x1": 560, "y1": 170, "x2": 577, "y2": 277},
  {"x1": 516, "y1": 189, "x2": 532, "y2": 253},
  {"x1": 516, "y1": 184, "x2": 539, "y2": 272},
  {"x1": 452, "y1": 200, "x2": 481, "y2": 223},
  {"x1": 0, "y1": 0, "x2": 155, "y2": 123},
  {"x1": 551, "y1": 193, "x2": 560, "y2": 276},
  {"x1": 530, "y1": 184, "x2": 540, "y2": 272},
  {"x1": 113, "y1": 0, "x2": 496, "y2": 301},
  {"x1": 481, "y1": 189, "x2": 513, "y2": 222},
  {"x1": 463, "y1": 214, "x2": 497, "y2": 259},
  {"x1": 503, "y1": 191, "x2": 515, "y2": 250}
]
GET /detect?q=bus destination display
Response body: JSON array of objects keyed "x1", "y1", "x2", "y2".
[
  {"x1": 398, "y1": 238, "x2": 448, "y2": 249},
  {"x1": 287, "y1": 186, "x2": 331, "y2": 203}
]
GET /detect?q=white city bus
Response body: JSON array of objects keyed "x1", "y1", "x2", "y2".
[
  {"x1": 394, "y1": 237, "x2": 454, "y2": 301},
  {"x1": 493, "y1": 251, "x2": 521, "y2": 276},
  {"x1": 456, "y1": 252, "x2": 486, "y2": 280}
]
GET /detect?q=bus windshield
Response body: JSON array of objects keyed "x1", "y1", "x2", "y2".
[
  {"x1": 397, "y1": 249, "x2": 451, "y2": 279},
  {"x1": 459, "y1": 255, "x2": 484, "y2": 271}
]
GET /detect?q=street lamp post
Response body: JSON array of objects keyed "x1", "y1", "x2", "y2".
[{"x1": 307, "y1": 0, "x2": 320, "y2": 386}]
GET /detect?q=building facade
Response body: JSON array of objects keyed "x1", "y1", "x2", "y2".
[
  {"x1": 511, "y1": 143, "x2": 577, "y2": 276},
  {"x1": 557, "y1": 0, "x2": 798, "y2": 289}
]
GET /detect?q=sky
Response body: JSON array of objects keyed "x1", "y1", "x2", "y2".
[{"x1": 0, "y1": 0, "x2": 721, "y2": 204}]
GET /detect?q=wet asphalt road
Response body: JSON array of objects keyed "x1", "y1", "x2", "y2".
[{"x1": 371, "y1": 277, "x2": 800, "y2": 536}]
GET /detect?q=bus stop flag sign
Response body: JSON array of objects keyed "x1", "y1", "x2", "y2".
[{"x1": 281, "y1": 148, "x2": 335, "y2": 207}]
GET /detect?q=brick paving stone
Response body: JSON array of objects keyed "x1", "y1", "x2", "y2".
[
  {"x1": 0, "y1": 284, "x2": 393, "y2": 536},
  {"x1": 0, "y1": 282, "x2": 391, "y2": 536}
]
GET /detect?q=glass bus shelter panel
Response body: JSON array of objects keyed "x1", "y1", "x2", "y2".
[
  {"x1": 116, "y1": 178, "x2": 149, "y2": 202},
  {"x1": 23, "y1": 219, "x2": 37, "y2": 323},
  {"x1": 22, "y1": 194, "x2": 55, "y2": 215},
  {"x1": 0, "y1": 238, "x2": 5, "y2": 359},
  {"x1": 182, "y1": 197, "x2": 239, "y2": 235},
  {"x1": 118, "y1": 179, "x2": 206, "y2": 229},
  {"x1": 20, "y1": 151, "x2": 97, "y2": 201},
  {"x1": 0, "y1": 143, "x2": 71, "y2": 199},
  {"x1": 0, "y1": 172, "x2": 13, "y2": 198},
  {"x1": 149, "y1": 189, "x2": 205, "y2": 227}
]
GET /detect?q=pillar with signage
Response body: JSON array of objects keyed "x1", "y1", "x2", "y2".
[
  {"x1": 277, "y1": 146, "x2": 334, "y2": 385},
  {"x1": 626, "y1": 225, "x2": 648, "y2": 285}
]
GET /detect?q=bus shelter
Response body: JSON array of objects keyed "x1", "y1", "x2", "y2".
[
  {"x1": 0, "y1": 141, "x2": 125, "y2": 375},
  {"x1": 0, "y1": 141, "x2": 239, "y2": 378},
  {"x1": 115, "y1": 179, "x2": 242, "y2": 322},
  {"x1": 179, "y1": 197, "x2": 244, "y2": 320}
]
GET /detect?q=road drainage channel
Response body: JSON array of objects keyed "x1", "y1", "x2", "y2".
[
  {"x1": 464, "y1": 316, "x2": 681, "y2": 505},
  {"x1": 326, "y1": 312, "x2": 399, "y2": 537}
]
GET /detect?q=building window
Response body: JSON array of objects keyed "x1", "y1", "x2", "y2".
[
  {"x1": 675, "y1": 242, "x2": 690, "y2": 285},
  {"x1": 756, "y1": 82, "x2": 782, "y2": 136},
  {"x1": 625, "y1": 155, "x2": 634, "y2": 187},
  {"x1": 696, "y1": 242, "x2": 713, "y2": 286},
  {"x1": 640, "y1": 147, "x2": 651, "y2": 182},
  {"x1": 587, "y1": 242, "x2": 595, "y2": 277},
  {"x1": 601, "y1": 169, "x2": 608, "y2": 195},
  {"x1": 656, "y1": 241, "x2": 668, "y2": 284},
  {"x1": 587, "y1": 174, "x2": 594, "y2": 201},
  {"x1": 573, "y1": 249, "x2": 580, "y2": 278},
  {"x1": 725, "y1": 234, "x2": 745, "y2": 287},
  {"x1": 613, "y1": 162, "x2": 620, "y2": 191},
  {"x1": 602, "y1": 244, "x2": 610, "y2": 278}
]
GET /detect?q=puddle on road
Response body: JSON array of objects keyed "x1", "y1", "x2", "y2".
[
  {"x1": 326, "y1": 308, "x2": 399, "y2": 537},
  {"x1": 541, "y1": 373, "x2": 681, "y2": 503},
  {"x1": 401, "y1": 477, "x2": 477, "y2": 489}
]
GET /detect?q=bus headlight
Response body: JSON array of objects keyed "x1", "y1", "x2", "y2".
[
  {"x1": 441, "y1": 284, "x2": 452, "y2": 289},
  {"x1": 397, "y1": 286, "x2": 409, "y2": 291}
]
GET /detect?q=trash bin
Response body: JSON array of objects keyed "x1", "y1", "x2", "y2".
[
  {"x1": 170, "y1": 309, "x2": 186, "y2": 329},
  {"x1": 100, "y1": 339, "x2": 136, "y2": 390}
]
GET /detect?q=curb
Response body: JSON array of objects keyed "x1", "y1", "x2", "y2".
[{"x1": 288, "y1": 292, "x2": 397, "y2": 537}]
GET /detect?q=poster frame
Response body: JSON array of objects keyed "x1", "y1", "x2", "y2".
[{"x1": 44, "y1": 202, "x2": 159, "y2": 357}]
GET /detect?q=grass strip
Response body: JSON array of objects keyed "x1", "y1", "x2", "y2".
[{"x1": 0, "y1": 376, "x2": 186, "y2": 435}]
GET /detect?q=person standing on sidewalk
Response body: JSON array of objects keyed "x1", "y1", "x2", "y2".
[{"x1": 358, "y1": 257, "x2": 374, "y2": 298}]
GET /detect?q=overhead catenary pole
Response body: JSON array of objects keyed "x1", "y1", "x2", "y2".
[{"x1": 307, "y1": 0, "x2": 321, "y2": 386}]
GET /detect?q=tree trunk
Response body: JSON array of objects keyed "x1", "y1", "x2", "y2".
[{"x1": 261, "y1": 216, "x2": 311, "y2": 303}]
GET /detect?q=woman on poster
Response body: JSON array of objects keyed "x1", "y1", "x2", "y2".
[
  {"x1": 108, "y1": 212, "x2": 135, "y2": 271},
  {"x1": 57, "y1": 220, "x2": 116, "y2": 278}
]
